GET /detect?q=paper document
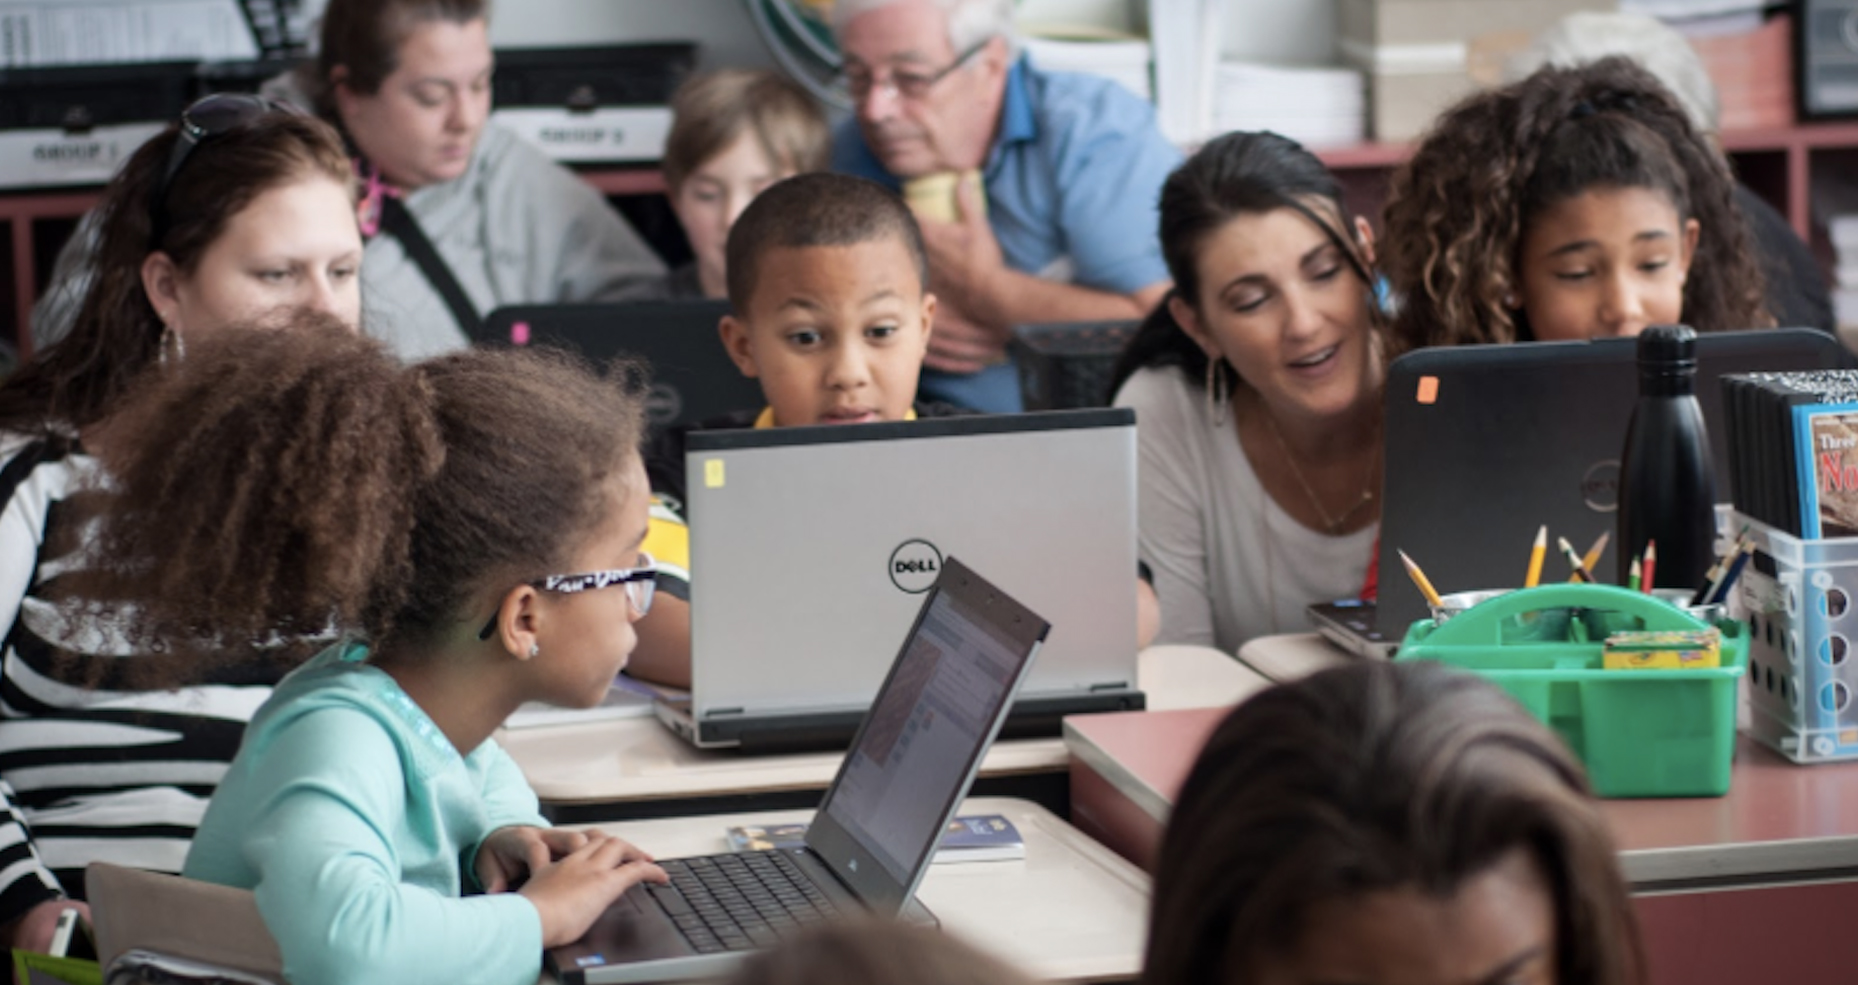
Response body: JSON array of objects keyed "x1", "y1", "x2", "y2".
[{"x1": 0, "y1": 0, "x2": 259, "y2": 68}]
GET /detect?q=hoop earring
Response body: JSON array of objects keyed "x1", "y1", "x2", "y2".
[{"x1": 1205, "y1": 356, "x2": 1230, "y2": 429}]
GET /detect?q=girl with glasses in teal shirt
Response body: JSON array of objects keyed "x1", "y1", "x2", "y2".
[{"x1": 67, "y1": 321, "x2": 669, "y2": 985}]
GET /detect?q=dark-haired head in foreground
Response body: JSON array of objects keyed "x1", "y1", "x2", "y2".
[{"x1": 1144, "y1": 660, "x2": 1643, "y2": 985}]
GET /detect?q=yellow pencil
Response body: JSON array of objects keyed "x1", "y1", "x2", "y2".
[
  {"x1": 1398, "y1": 549, "x2": 1446, "y2": 608},
  {"x1": 1523, "y1": 524, "x2": 1547, "y2": 588},
  {"x1": 1582, "y1": 531, "x2": 1610, "y2": 572},
  {"x1": 1558, "y1": 536, "x2": 1595, "y2": 583}
]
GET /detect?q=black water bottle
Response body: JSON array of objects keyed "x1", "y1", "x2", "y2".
[{"x1": 1617, "y1": 324, "x2": 1716, "y2": 588}]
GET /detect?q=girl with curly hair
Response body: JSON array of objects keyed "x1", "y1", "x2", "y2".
[
  {"x1": 1381, "y1": 56, "x2": 1769, "y2": 349},
  {"x1": 1144, "y1": 660, "x2": 1645, "y2": 985},
  {"x1": 72, "y1": 323, "x2": 668, "y2": 984},
  {"x1": 1109, "y1": 132, "x2": 1384, "y2": 651}
]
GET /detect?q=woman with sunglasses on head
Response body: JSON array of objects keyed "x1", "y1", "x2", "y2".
[
  {"x1": 72, "y1": 323, "x2": 664, "y2": 985},
  {"x1": 0, "y1": 97, "x2": 362, "y2": 953},
  {"x1": 1109, "y1": 132, "x2": 1384, "y2": 654}
]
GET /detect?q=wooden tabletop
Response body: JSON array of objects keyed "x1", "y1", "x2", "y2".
[
  {"x1": 503, "y1": 646, "x2": 1268, "y2": 806},
  {"x1": 1064, "y1": 707, "x2": 1858, "y2": 889},
  {"x1": 577, "y1": 797, "x2": 1150, "y2": 983}
]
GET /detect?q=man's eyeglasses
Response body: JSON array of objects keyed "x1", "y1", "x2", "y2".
[
  {"x1": 150, "y1": 93, "x2": 295, "y2": 241},
  {"x1": 840, "y1": 38, "x2": 991, "y2": 102},
  {"x1": 475, "y1": 552, "x2": 659, "y2": 641}
]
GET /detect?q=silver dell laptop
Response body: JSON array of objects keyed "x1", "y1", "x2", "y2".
[
  {"x1": 548, "y1": 558, "x2": 1049, "y2": 984},
  {"x1": 656, "y1": 409, "x2": 1142, "y2": 751}
]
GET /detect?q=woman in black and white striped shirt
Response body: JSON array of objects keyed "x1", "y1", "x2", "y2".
[{"x1": 0, "y1": 99, "x2": 362, "y2": 952}]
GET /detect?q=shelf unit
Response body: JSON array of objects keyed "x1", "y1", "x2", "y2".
[
  {"x1": 6, "y1": 122, "x2": 1857, "y2": 357},
  {"x1": 0, "y1": 165, "x2": 670, "y2": 359},
  {"x1": 1314, "y1": 121, "x2": 1858, "y2": 249}
]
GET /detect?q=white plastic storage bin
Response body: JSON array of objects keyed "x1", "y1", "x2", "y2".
[{"x1": 1738, "y1": 513, "x2": 1858, "y2": 762}]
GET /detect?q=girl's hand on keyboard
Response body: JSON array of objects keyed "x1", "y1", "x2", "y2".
[
  {"x1": 477, "y1": 824, "x2": 613, "y2": 893},
  {"x1": 520, "y1": 835, "x2": 669, "y2": 947}
]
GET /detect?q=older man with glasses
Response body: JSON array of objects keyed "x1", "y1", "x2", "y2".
[{"x1": 831, "y1": 0, "x2": 1180, "y2": 413}]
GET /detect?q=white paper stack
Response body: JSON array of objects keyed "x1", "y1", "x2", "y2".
[
  {"x1": 1214, "y1": 60, "x2": 1365, "y2": 149},
  {"x1": 1830, "y1": 215, "x2": 1858, "y2": 332},
  {"x1": 1149, "y1": 0, "x2": 1224, "y2": 144},
  {"x1": 0, "y1": 0, "x2": 260, "y2": 67},
  {"x1": 1023, "y1": 35, "x2": 1153, "y2": 103}
]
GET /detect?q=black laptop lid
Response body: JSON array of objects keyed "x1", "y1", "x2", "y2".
[
  {"x1": 1378, "y1": 328, "x2": 1851, "y2": 630},
  {"x1": 481, "y1": 300, "x2": 766, "y2": 429},
  {"x1": 804, "y1": 557, "x2": 1048, "y2": 916}
]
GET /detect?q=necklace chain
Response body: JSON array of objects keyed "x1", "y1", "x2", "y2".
[{"x1": 1261, "y1": 408, "x2": 1379, "y2": 535}]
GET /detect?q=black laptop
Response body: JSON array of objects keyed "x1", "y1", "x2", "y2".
[
  {"x1": 546, "y1": 557, "x2": 1049, "y2": 984},
  {"x1": 481, "y1": 300, "x2": 765, "y2": 429},
  {"x1": 1367, "y1": 327, "x2": 1852, "y2": 637}
]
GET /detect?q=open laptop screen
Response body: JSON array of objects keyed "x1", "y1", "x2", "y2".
[{"x1": 804, "y1": 558, "x2": 1047, "y2": 914}]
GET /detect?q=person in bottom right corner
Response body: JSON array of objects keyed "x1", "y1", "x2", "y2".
[{"x1": 1144, "y1": 660, "x2": 1644, "y2": 985}]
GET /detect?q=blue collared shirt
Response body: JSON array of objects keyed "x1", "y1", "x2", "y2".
[{"x1": 834, "y1": 56, "x2": 1180, "y2": 295}]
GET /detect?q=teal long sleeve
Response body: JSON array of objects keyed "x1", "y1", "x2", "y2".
[{"x1": 185, "y1": 645, "x2": 548, "y2": 985}]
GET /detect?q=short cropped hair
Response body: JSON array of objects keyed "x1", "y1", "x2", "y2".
[
  {"x1": 662, "y1": 69, "x2": 830, "y2": 192},
  {"x1": 1505, "y1": 12, "x2": 1719, "y2": 134},
  {"x1": 724, "y1": 172, "x2": 929, "y2": 311},
  {"x1": 831, "y1": 0, "x2": 1019, "y2": 58}
]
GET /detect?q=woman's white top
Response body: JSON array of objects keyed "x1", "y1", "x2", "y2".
[{"x1": 1114, "y1": 366, "x2": 1377, "y2": 654}]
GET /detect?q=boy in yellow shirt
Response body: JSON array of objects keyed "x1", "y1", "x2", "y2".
[{"x1": 627, "y1": 174, "x2": 1155, "y2": 687}]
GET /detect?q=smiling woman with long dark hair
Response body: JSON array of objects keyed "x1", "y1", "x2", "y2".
[{"x1": 1111, "y1": 131, "x2": 1385, "y2": 652}]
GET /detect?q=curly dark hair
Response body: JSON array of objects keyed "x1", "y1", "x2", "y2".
[
  {"x1": 1143, "y1": 661, "x2": 1644, "y2": 985},
  {"x1": 0, "y1": 110, "x2": 352, "y2": 434},
  {"x1": 1109, "y1": 130, "x2": 1382, "y2": 398},
  {"x1": 1381, "y1": 56, "x2": 1768, "y2": 352},
  {"x1": 65, "y1": 315, "x2": 646, "y2": 687}
]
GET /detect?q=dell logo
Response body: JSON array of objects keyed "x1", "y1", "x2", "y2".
[
  {"x1": 643, "y1": 382, "x2": 683, "y2": 426},
  {"x1": 889, "y1": 539, "x2": 943, "y2": 594},
  {"x1": 1582, "y1": 460, "x2": 1620, "y2": 513}
]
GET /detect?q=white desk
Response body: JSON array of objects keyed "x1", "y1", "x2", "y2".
[
  {"x1": 501, "y1": 646, "x2": 1267, "y2": 813},
  {"x1": 1234, "y1": 631, "x2": 1354, "y2": 683},
  {"x1": 577, "y1": 797, "x2": 1150, "y2": 983}
]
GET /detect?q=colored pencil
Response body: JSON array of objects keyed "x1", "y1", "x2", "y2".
[
  {"x1": 1568, "y1": 532, "x2": 1609, "y2": 582},
  {"x1": 1557, "y1": 536, "x2": 1595, "y2": 584},
  {"x1": 1523, "y1": 525, "x2": 1547, "y2": 589},
  {"x1": 1628, "y1": 556, "x2": 1642, "y2": 592},
  {"x1": 1399, "y1": 549, "x2": 1446, "y2": 608},
  {"x1": 1691, "y1": 530, "x2": 1751, "y2": 606},
  {"x1": 1641, "y1": 540, "x2": 1657, "y2": 593},
  {"x1": 1707, "y1": 542, "x2": 1755, "y2": 606}
]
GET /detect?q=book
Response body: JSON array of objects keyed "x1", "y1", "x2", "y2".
[{"x1": 724, "y1": 815, "x2": 1025, "y2": 864}]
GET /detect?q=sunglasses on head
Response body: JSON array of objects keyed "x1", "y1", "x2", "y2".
[{"x1": 149, "y1": 93, "x2": 299, "y2": 242}]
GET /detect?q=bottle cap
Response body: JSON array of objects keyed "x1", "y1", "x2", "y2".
[
  {"x1": 1638, "y1": 324, "x2": 1697, "y2": 367},
  {"x1": 1637, "y1": 324, "x2": 1697, "y2": 393}
]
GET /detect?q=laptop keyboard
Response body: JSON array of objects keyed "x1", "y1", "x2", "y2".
[{"x1": 646, "y1": 852, "x2": 841, "y2": 953}]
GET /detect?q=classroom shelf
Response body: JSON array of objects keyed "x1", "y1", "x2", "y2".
[
  {"x1": 1312, "y1": 120, "x2": 1858, "y2": 249},
  {"x1": 0, "y1": 165, "x2": 664, "y2": 359}
]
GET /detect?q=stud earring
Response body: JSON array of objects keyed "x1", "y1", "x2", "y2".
[{"x1": 529, "y1": 642, "x2": 540, "y2": 658}]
